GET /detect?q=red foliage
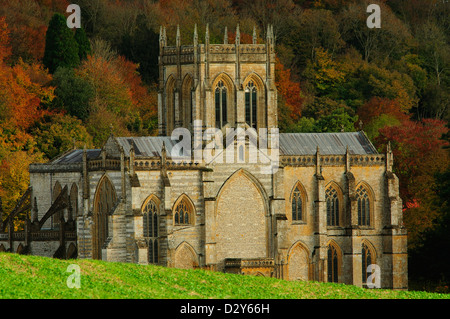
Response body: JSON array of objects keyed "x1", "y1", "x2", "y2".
[
  {"x1": 376, "y1": 118, "x2": 449, "y2": 202},
  {"x1": 227, "y1": 31, "x2": 254, "y2": 44},
  {"x1": 357, "y1": 96, "x2": 409, "y2": 126}
]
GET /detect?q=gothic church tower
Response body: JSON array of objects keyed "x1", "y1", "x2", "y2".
[{"x1": 157, "y1": 24, "x2": 278, "y2": 135}]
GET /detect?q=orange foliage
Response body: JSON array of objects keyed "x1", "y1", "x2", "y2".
[
  {"x1": 0, "y1": 61, "x2": 54, "y2": 130},
  {"x1": 113, "y1": 56, "x2": 157, "y2": 122},
  {"x1": 227, "y1": 31, "x2": 254, "y2": 44},
  {"x1": 0, "y1": 17, "x2": 11, "y2": 62},
  {"x1": 0, "y1": 19, "x2": 54, "y2": 131},
  {"x1": 275, "y1": 57, "x2": 303, "y2": 120}
]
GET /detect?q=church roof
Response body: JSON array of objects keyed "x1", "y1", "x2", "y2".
[
  {"x1": 114, "y1": 131, "x2": 377, "y2": 157},
  {"x1": 50, "y1": 131, "x2": 377, "y2": 164},
  {"x1": 115, "y1": 136, "x2": 178, "y2": 157},
  {"x1": 51, "y1": 149, "x2": 101, "y2": 164},
  {"x1": 278, "y1": 132, "x2": 378, "y2": 155}
]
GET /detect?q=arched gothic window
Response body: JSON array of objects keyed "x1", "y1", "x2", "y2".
[
  {"x1": 52, "y1": 181, "x2": 62, "y2": 229},
  {"x1": 182, "y1": 75, "x2": 193, "y2": 128},
  {"x1": 357, "y1": 185, "x2": 371, "y2": 226},
  {"x1": 174, "y1": 197, "x2": 193, "y2": 225},
  {"x1": 93, "y1": 176, "x2": 117, "y2": 260},
  {"x1": 143, "y1": 198, "x2": 159, "y2": 264},
  {"x1": 362, "y1": 242, "x2": 375, "y2": 285},
  {"x1": 245, "y1": 81, "x2": 257, "y2": 128},
  {"x1": 166, "y1": 76, "x2": 176, "y2": 134},
  {"x1": 326, "y1": 186, "x2": 340, "y2": 226},
  {"x1": 69, "y1": 183, "x2": 78, "y2": 219},
  {"x1": 215, "y1": 80, "x2": 227, "y2": 128},
  {"x1": 291, "y1": 185, "x2": 303, "y2": 222},
  {"x1": 327, "y1": 244, "x2": 339, "y2": 283}
]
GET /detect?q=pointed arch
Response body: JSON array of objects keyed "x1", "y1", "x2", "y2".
[
  {"x1": 242, "y1": 72, "x2": 265, "y2": 92},
  {"x1": 211, "y1": 72, "x2": 235, "y2": 91},
  {"x1": 69, "y1": 183, "x2": 78, "y2": 218},
  {"x1": 211, "y1": 72, "x2": 235, "y2": 128},
  {"x1": 326, "y1": 240, "x2": 343, "y2": 283},
  {"x1": 67, "y1": 243, "x2": 77, "y2": 259},
  {"x1": 141, "y1": 195, "x2": 160, "y2": 237},
  {"x1": 325, "y1": 181, "x2": 344, "y2": 227},
  {"x1": 356, "y1": 181, "x2": 375, "y2": 227},
  {"x1": 165, "y1": 74, "x2": 176, "y2": 135},
  {"x1": 242, "y1": 72, "x2": 266, "y2": 129},
  {"x1": 215, "y1": 169, "x2": 269, "y2": 264},
  {"x1": 172, "y1": 194, "x2": 195, "y2": 226},
  {"x1": 174, "y1": 241, "x2": 199, "y2": 269},
  {"x1": 52, "y1": 181, "x2": 62, "y2": 229},
  {"x1": 142, "y1": 195, "x2": 160, "y2": 264},
  {"x1": 361, "y1": 239, "x2": 377, "y2": 286},
  {"x1": 92, "y1": 174, "x2": 117, "y2": 260},
  {"x1": 181, "y1": 73, "x2": 194, "y2": 129},
  {"x1": 16, "y1": 243, "x2": 24, "y2": 254},
  {"x1": 215, "y1": 169, "x2": 269, "y2": 212},
  {"x1": 289, "y1": 181, "x2": 308, "y2": 223},
  {"x1": 287, "y1": 241, "x2": 311, "y2": 281}
]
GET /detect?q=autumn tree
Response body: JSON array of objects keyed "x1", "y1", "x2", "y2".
[
  {"x1": 75, "y1": 51, "x2": 156, "y2": 145},
  {"x1": 303, "y1": 47, "x2": 346, "y2": 96},
  {"x1": 43, "y1": 13, "x2": 80, "y2": 73},
  {"x1": 357, "y1": 97, "x2": 409, "y2": 138},
  {"x1": 357, "y1": 62, "x2": 417, "y2": 113},
  {"x1": 408, "y1": 162, "x2": 450, "y2": 292},
  {"x1": 0, "y1": 17, "x2": 11, "y2": 63},
  {"x1": 275, "y1": 57, "x2": 304, "y2": 130},
  {"x1": 31, "y1": 113, "x2": 94, "y2": 160},
  {"x1": 376, "y1": 119, "x2": 449, "y2": 249},
  {"x1": 0, "y1": 18, "x2": 47, "y2": 220}
]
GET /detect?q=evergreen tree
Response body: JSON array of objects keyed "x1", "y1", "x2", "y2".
[
  {"x1": 43, "y1": 13, "x2": 79, "y2": 74},
  {"x1": 74, "y1": 27, "x2": 91, "y2": 61}
]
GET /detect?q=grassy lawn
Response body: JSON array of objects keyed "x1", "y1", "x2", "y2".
[{"x1": 0, "y1": 252, "x2": 448, "y2": 299}]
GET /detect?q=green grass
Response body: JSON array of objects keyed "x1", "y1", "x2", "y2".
[{"x1": 0, "y1": 252, "x2": 448, "y2": 299}]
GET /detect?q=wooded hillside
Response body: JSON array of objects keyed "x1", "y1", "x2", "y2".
[{"x1": 0, "y1": 0, "x2": 448, "y2": 292}]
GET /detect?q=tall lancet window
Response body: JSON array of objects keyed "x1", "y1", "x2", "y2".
[
  {"x1": 326, "y1": 186, "x2": 340, "y2": 226},
  {"x1": 357, "y1": 185, "x2": 371, "y2": 226},
  {"x1": 143, "y1": 198, "x2": 159, "y2": 264},
  {"x1": 245, "y1": 81, "x2": 257, "y2": 129},
  {"x1": 291, "y1": 185, "x2": 303, "y2": 222},
  {"x1": 215, "y1": 80, "x2": 227, "y2": 128}
]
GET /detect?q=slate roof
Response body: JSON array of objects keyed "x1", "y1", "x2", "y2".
[
  {"x1": 51, "y1": 132, "x2": 378, "y2": 164},
  {"x1": 115, "y1": 136, "x2": 177, "y2": 157},
  {"x1": 278, "y1": 132, "x2": 378, "y2": 155},
  {"x1": 51, "y1": 149, "x2": 101, "y2": 164}
]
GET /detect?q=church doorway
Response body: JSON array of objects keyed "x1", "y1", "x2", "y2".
[{"x1": 287, "y1": 242, "x2": 310, "y2": 281}]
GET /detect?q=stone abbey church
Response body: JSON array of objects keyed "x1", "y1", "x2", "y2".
[{"x1": 0, "y1": 25, "x2": 407, "y2": 289}]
